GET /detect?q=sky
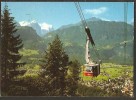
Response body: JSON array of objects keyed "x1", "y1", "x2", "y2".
[{"x1": 1, "y1": 2, "x2": 134, "y2": 30}]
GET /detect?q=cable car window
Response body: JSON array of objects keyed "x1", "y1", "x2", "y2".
[{"x1": 86, "y1": 66, "x2": 92, "y2": 72}]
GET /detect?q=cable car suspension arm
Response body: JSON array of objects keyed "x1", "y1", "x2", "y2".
[{"x1": 74, "y1": 2, "x2": 95, "y2": 47}]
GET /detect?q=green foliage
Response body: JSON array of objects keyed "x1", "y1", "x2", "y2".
[
  {"x1": 78, "y1": 84, "x2": 107, "y2": 96},
  {"x1": 40, "y1": 35, "x2": 69, "y2": 96},
  {"x1": 6, "y1": 76, "x2": 49, "y2": 96},
  {"x1": 66, "y1": 60, "x2": 81, "y2": 96},
  {"x1": 19, "y1": 48, "x2": 39, "y2": 56},
  {"x1": 1, "y1": 4, "x2": 25, "y2": 95},
  {"x1": 19, "y1": 48, "x2": 42, "y2": 65}
]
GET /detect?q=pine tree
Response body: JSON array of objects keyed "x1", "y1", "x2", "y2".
[
  {"x1": 66, "y1": 60, "x2": 80, "y2": 96},
  {"x1": 40, "y1": 35, "x2": 69, "y2": 96},
  {"x1": 1, "y1": 4, "x2": 24, "y2": 92}
]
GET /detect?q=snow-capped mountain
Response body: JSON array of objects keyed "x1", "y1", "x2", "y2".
[
  {"x1": 39, "y1": 23, "x2": 54, "y2": 36},
  {"x1": 19, "y1": 20, "x2": 54, "y2": 36}
]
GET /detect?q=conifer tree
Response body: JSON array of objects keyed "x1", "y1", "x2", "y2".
[
  {"x1": 40, "y1": 35, "x2": 69, "y2": 96},
  {"x1": 66, "y1": 60, "x2": 80, "y2": 96},
  {"x1": 1, "y1": 5, "x2": 24, "y2": 90}
]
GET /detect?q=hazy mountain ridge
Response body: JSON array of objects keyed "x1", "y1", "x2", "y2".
[
  {"x1": 16, "y1": 17, "x2": 134, "y2": 64},
  {"x1": 44, "y1": 18, "x2": 133, "y2": 64},
  {"x1": 45, "y1": 19, "x2": 133, "y2": 47}
]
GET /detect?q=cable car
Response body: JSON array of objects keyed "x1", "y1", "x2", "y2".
[
  {"x1": 83, "y1": 63, "x2": 100, "y2": 77},
  {"x1": 82, "y1": 27, "x2": 101, "y2": 77},
  {"x1": 74, "y1": 2, "x2": 101, "y2": 77}
]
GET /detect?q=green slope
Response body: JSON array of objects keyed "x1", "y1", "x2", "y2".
[
  {"x1": 16, "y1": 19, "x2": 134, "y2": 65},
  {"x1": 44, "y1": 20, "x2": 133, "y2": 65}
]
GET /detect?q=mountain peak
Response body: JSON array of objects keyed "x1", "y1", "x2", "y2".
[
  {"x1": 87, "y1": 17, "x2": 102, "y2": 21},
  {"x1": 30, "y1": 20, "x2": 37, "y2": 23},
  {"x1": 19, "y1": 20, "x2": 54, "y2": 37}
]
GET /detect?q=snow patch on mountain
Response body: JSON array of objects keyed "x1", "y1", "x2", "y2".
[{"x1": 19, "y1": 20, "x2": 54, "y2": 36}]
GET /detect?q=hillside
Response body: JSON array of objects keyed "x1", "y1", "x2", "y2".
[
  {"x1": 16, "y1": 26, "x2": 41, "y2": 41},
  {"x1": 44, "y1": 18, "x2": 134, "y2": 65},
  {"x1": 15, "y1": 18, "x2": 133, "y2": 65},
  {"x1": 45, "y1": 19, "x2": 133, "y2": 47},
  {"x1": 15, "y1": 26, "x2": 47, "y2": 50}
]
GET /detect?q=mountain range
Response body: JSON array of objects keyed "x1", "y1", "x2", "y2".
[{"x1": 15, "y1": 17, "x2": 134, "y2": 65}]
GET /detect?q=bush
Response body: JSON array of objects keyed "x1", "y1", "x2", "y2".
[
  {"x1": 5, "y1": 76, "x2": 49, "y2": 96},
  {"x1": 78, "y1": 84, "x2": 107, "y2": 96}
]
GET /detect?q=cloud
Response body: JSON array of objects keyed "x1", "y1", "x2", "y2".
[
  {"x1": 84, "y1": 7, "x2": 107, "y2": 15},
  {"x1": 39, "y1": 23, "x2": 53, "y2": 31}
]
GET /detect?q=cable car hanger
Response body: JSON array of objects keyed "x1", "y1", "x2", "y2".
[
  {"x1": 74, "y1": 2, "x2": 101, "y2": 63},
  {"x1": 74, "y1": 2, "x2": 101, "y2": 77}
]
